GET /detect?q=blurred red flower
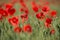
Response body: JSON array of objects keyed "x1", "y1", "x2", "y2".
[
  {"x1": 8, "y1": 16, "x2": 19, "y2": 26},
  {"x1": 20, "y1": 0, "x2": 24, "y2": 3},
  {"x1": 45, "y1": 22, "x2": 51, "y2": 28},
  {"x1": 0, "y1": 8, "x2": 8, "y2": 17},
  {"x1": 20, "y1": 13, "x2": 28, "y2": 23},
  {"x1": 7, "y1": 8, "x2": 16, "y2": 16},
  {"x1": 24, "y1": 8, "x2": 29, "y2": 14},
  {"x1": 42, "y1": 6, "x2": 49, "y2": 12},
  {"x1": 21, "y1": 13, "x2": 28, "y2": 19},
  {"x1": 23, "y1": 24, "x2": 32, "y2": 33},
  {"x1": 32, "y1": 6, "x2": 39, "y2": 12},
  {"x1": 31, "y1": 1, "x2": 39, "y2": 12},
  {"x1": 45, "y1": 18, "x2": 52, "y2": 28},
  {"x1": 36, "y1": 12, "x2": 45, "y2": 19},
  {"x1": 20, "y1": 1, "x2": 26, "y2": 8},
  {"x1": 50, "y1": 10, "x2": 57, "y2": 17},
  {"x1": 50, "y1": 29, "x2": 55, "y2": 34},
  {"x1": 2, "y1": 10, "x2": 8, "y2": 17},
  {"x1": 46, "y1": 18, "x2": 52, "y2": 24},
  {"x1": 14, "y1": 27, "x2": 22, "y2": 33},
  {"x1": 20, "y1": 8, "x2": 24, "y2": 12},
  {"x1": 5, "y1": 3, "x2": 13, "y2": 9}
]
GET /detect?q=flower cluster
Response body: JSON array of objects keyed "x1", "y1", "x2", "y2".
[{"x1": 0, "y1": 0, "x2": 57, "y2": 35}]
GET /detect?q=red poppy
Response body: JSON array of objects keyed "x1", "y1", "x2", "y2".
[
  {"x1": 21, "y1": 13, "x2": 28, "y2": 19},
  {"x1": 32, "y1": 6, "x2": 38, "y2": 12},
  {"x1": 5, "y1": 3, "x2": 13, "y2": 9},
  {"x1": 2, "y1": 10, "x2": 8, "y2": 17},
  {"x1": 45, "y1": 22, "x2": 51, "y2": 28},
  {"x1": 12, "y1": 17, "x2": 19, "y2": 25},
  {"x1": 20, "y1": 0, "x2": 24, "y2": 3},
  {"x1": 24, "y1": 8, "x2": 29, "y2": 14},
  {"x1": 20, "y1": 13, "x2": 28, "y2": 23},
  {"x1": 14, "y1": 27, "x2": 22, "y2": 33},
  {"x1": 45, "y1": 1, "x2": 49, "y2": 5},
  {"x1": 23, "y1": 24, "x2": 32, "y2": 33},
  {"x1": 50, "y1": 29, "x2": 55, "y2": 34},
  {"x1": 20, "y1": 8, "x2": 24, "y2": 12},
  {"x1": 50, "y1": 10, "x2": 57, "y2": 17},
  {"x1": 20, "y1": 1, "x2": 26, "y2": 7},
  {"x1": 46, "y1": 18, "x2": 52, "y2": 24},
  {"x1": 31, "y1": 1, "x2": 38, "y2": 12},
  {"x1": 31, "y1": 1, "x2": 36, "y2": 6},
  {"x1": 11, "y1": 0, "x2": 18, "y2": 4},
  {"x1": 36, "y1": 12, "x2": 45, "y2": 19},
  {"x1": 0, "y1": 8, "x2": 8, "y2": 17},
  {"x1": 8, "y1": 16, "x2": 19, "y2": 26},
  {"x1": 8, "y1": 8, "x2": 16, "y2": 16},
  {"x1": 42, "y1": 6, "x2": 49, "y2": 12},
  {"x1": 45, "y1": 18, "x2": 52, "y2": 28}
]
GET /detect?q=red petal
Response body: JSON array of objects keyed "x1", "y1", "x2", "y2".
[
  {"x1": 14, "y1": 27, "x2": 22, "y2": 33},
  {"x1": 23, "y1": 24, "x2": 32, "y2": 33}
]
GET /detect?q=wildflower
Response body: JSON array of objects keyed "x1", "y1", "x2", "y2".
[
  {"x1": 32, "y1": 6, "x2": 38, "y2": 12},
  {"x1": 20, "y1": 13, "x2": 28, "y2": 23},
  {"x1": 46, "y1": 18, "x2": 52, "y2": 24},
  {"x1": 21, "y1": 13, "x2": 28, "y2": 19},
  {"x1": 8, "y1": 16, "x2": 19, "y2": 26},
  {"x1": 31, "y1": 1, "x2": 39, "y2": 12},
  {"x1": 50, "y1": 29, "x2": 55, "y2": 34},
  {"x1": 0, "y1": 8, "x2": 8, "y2": 17},
  {"x1": 23, "y1": 24, "x2": 32, "y2": 33},
  {"x1": 20, "y1": 8, "x2": 24, "y2": 12},
  {"x1": 50, "y1": 10, "x2": 57, "y2": 17},
  {"x1": 8, "y1": 8, "x2": 16, "y2": 16},
  {"x1": 14, "y1": 27, "x2": 22, "y2": 33},
  {"x1": 45, "y1": 18, "x2": 52, "y2": 28},
  {"x1": 5, "y1": 3, "x2": 13, "y2": 9},
  {"x1": 36, "y1": 12, "x2": 45, "y2": 19},
  {"x1": 42, "y1": 6, "x2": 49, "y2": 12}
]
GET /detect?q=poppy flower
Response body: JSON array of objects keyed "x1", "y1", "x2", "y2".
[
  {"x1": 21, "y1": 13, "x2": 28, "y2": 19},
  {"x1": 24, "y1": 8, "x2": 29, "y2": 14},
  {"x1": 20, "y1": 0, "x2": 24, "y2": 3},
  {"x1": 50, "y1": 29, "x2": 55, "y2": 34},
  {"x1": 45, "y1": 18, "x2": 52, "y2": 28},
  {"x1": 0, "y1": 8, "x2": 8, "y2": 17},
  {"x1": 20, "y1": 13, "x2": 28, "y2": 23},
  {"x1": 0, "y1": 8, "x2": 4, "y2": 14},
  {"x1": 31, "y1": 1, "x2": 36, "y2": 6},
  {"x1": 12, "y1": 17, "x2": 19, "y2": 25},
  {"x1": 20, "y1": 2, "x2": 26, "y2": 8},
  {"x1": 8, "y1": 16, "x2": 19, "y2": 26},
  {"x1": 31, "y1": 1, "x2": 39, "y2": 12},
  {"x1": 42, "y1": 6, "x2": 49, "y2": 12},
  {"x1": 50, "y1": 10, "x2": 57, "y2": 17},
  {"x1": 36, "y1": 12, "x2": 45, "y2": 19},
  {"x1": 5, "y1": 3, "x2": 13, "y2": 9},
  {"x1": 32, "y1": 6, "x2": 39, "y2": 12},
  {"x1": 20, "y1": 8, "x2": 24, "y2": 12},
  {"x1": 23, "y1": 24, "x2": 32, "y2": 33},
  {"x1": 14, "y1": 27, "x2": 22, "y2": 33},
  {"x1": 45, "y1": 22, "x2": 51, "y2": 28},
  {"x1": 45, "y1": 1, "x2": 49, "y2": 5},
  {"x1": 2, "y1": 10, "x2": 8, "y2": 17},
  {"x1": 8, "y1": 8, "x2": 16, "y2": 16},
  {"x1": 11, "y1": 0, "x2": 18, "y2": 4},
  {"x1": 46, "y1": 18, "x2": 52, "y2": 24}
]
